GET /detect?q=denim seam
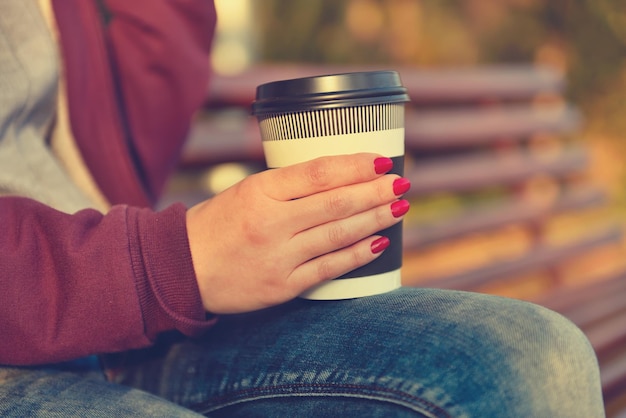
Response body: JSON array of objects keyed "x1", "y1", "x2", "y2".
[{"x1": 193, "y1": 382, "x2": 453, "y2": 418}]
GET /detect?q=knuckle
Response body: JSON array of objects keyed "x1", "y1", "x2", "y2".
[
  {"x1": 316, "y1": 259, "x2": 335, "y2": 281},
  {"x1": 327, "y1": 223, "x2": 350, "y2": 246},
  {"x1": 304, "y1": 158, "x2": 332, "y2": 188},
  {"x1": 238, "y1": 173, "x2": 259, "y2": 192},
  {"x1": 351, "y1": 246, "x2": 369, "y2": 267},
  {"x1": 325, "y1": 193, "x2": 352, "y2": 217}
]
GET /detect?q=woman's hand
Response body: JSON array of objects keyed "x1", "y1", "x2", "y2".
[{"x1": 186, "y1": 153, "x2": 410, "y2": 314}]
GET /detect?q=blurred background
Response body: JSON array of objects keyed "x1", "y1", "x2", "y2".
[{"x1": 211, "y1": 0, "x2": 626, "y2": 204}]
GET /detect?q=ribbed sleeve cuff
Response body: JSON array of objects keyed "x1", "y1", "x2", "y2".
[{"x1": 126, "y1": 203, "x2": 217, "y2": 339}]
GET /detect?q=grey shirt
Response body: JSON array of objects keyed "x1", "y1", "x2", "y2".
[{"x1": 0, "y1": 0, "x2": 93, "y2": 213}]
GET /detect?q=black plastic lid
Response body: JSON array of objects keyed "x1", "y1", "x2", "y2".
[{"x1": 252, "y1": 71, "x2": 409, "y2": 115}]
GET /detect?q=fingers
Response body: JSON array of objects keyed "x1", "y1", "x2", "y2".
[
  {"x1": 260, "y1": 153, "x2": 393, "y2": 201},
  {"x1": 288, "y1": 235, "x2": 390, "y2": 291},
  {"x1": 292, "y1": 198, "x2": 410, "y2": 262},
  {"x1": 287, "y1": 174, "x2": 410, "y2": 231}
]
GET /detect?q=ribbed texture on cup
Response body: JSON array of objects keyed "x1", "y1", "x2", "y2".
[{"x1": 258, "y1": 103, "x2": 405, "y2": 141}]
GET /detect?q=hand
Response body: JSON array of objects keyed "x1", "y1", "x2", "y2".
[{"x1": 186, "y1": 153, "x2": 410, "y2": 314}]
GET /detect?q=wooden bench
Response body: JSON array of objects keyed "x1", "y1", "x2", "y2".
[{"x1": 164, "y1": 63, "x2": 626, "y2": 415}]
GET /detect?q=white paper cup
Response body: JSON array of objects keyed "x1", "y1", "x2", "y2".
[{"x1": 252, "y1": 71, "x2": 409, "y2": 300}]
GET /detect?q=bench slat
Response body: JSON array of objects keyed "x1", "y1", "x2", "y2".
[
  {"x1": 585, "y1": 310, "x2": 626, "y2": 361},
  {"x1": 415, "y1": 227, "x2": 623, "y2": 290},
  {"x1": 404, "y1": 186, "x2": 606, "y2": 248},
  {"x1": 539, "y1": 272, "x2": 626, "y2": 313},
  {"x1": 601, "y1": 350, "x2": 626, "y2": 405},
  {"x1": 570, "y1": 291, "x2": 626, "y2": 330},
  {"x1": 405, "y1": 146, "x2": 588, "y2": 197},
  {"x1": 405, "y1": 104, "x2": 581, "y2": 150}
]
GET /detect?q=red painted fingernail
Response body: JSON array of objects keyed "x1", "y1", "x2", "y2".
[
  {"x1": 391, "y1": 199, "x2": 410, "y2": 218},
  {"x1": 393, "y1": 178, "x2": 411, "y2": 196},
  {"x1": 371, "y1": 236, "x2": 390, "y2": 254},
  {"x1": 374, "y1": 157, "x2": 393, "y2": 174}
]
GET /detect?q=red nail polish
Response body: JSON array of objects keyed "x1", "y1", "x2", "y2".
[
  {"x1": 374, "y1": 157, "x2": 393, "y2": 174},
  {"x1": 371, "y1": 236, "x2": 390, "y2": 254},
  {"x1": 393, "y1": 178, "x2": 411, "y2": 196},
  {"x1": 391, "y1": 200, "x2": 410, "y2": 218}
]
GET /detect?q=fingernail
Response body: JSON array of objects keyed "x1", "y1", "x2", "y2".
[
  {"x1": 374, "y1": 157, "x2": 393, "y2": 174},
  {"x1": 371, "y1": 236, "x2": 390, "y2": 254},
  {"x1": 391, "y1": 199, "x2": 410, "y2": 218},
  {"x1": 393, "y1": 178, "x2": 411, "y2": 196}
]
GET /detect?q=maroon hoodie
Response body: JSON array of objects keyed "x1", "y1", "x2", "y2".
[{"x1": 0, "y1": 0, "x2": 218, "y2": 365}]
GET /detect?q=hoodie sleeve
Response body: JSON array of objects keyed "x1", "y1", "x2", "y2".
[{"x1": 0, "y1": 197, "x2": 215, "y2": 366}]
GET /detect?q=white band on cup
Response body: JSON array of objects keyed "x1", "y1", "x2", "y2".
[
  {"x1": 262, "y1": 128, "x2": 405, "y2": 167},
  {"x1": 299, "y1": 269, "x2": 402, "y2": 300}
]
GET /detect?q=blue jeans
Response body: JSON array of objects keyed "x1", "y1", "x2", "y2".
[{"x1": 0, "y1": 288, "x2": 605, "y2": 417}]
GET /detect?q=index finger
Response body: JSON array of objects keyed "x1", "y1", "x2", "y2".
[{"x1": 260, "y1": 153, "x2": 394, "y2": 201}]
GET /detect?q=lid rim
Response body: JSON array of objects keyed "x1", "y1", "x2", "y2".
[{"x1": 252, "y1": 71, "x2": 409, "y2": 116}]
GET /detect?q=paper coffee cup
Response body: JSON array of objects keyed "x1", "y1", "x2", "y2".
[{"x1": 252, "y1": 71, "x2": 409, "y2": 300}]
